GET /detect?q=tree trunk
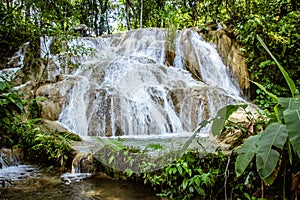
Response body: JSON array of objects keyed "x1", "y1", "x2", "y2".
[{"x1": 140, "y1": 0, "x2": 143, "y2": 28}]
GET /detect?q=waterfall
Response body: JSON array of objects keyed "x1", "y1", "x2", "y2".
[
  {"x1": 173, "y1": 29, "x2": 240, "y2": 96},
  {"x1": 0, "y1": 149, "x2": 40, "y2": 187},
  {"x1": 36, "y1": 28, "x2": 244, "y2": 137}
]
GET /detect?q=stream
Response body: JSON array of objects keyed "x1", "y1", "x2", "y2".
[
  {"x1": 0, "y1": 167, "x2": 160, "y2": 200},
  {"x1": 0, "y1": 149, "x2": 159, "y2": 200}
]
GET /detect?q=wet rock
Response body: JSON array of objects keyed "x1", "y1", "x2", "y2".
[
  {"x1": 217, "y1": 106, "x2": 262, "y2": 148},
  {"x1": 40, "y1": 119, "x2": 68, "y2": 133},
  {"x1": 71, "y1": 152, "x2": 95, "y2": 174},
  {"x1": 35, "y1": 84, "x2": 64, "y2": 120}
]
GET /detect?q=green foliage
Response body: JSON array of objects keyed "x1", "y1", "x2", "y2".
[
  {"x1": 235, "y1": 134, "x2": 261, "y2": 177},
  {"x1": 233, "y1": 38, "x2": 300, "y2": 188},
  {"x1": 256, "y1": 35, "x2": 299, "y2": 97},
  {"x1": 143, "y1": 151, "x2": 220, "y2": 199},
  {"x1": 17, "y1": 120, "x2": 78, "y2": 170},
  {"x1": 0, "y1": 78, "x2": 78, "y2": 169},
  {"x1": 142, "y1": 150, "x2": 265, "y2": 200},
  {"x1": 237, "y1": 10, "x2": 300, "y2": 107},
  {"x1": 32, "y1": 132, "x2": 72, "y2": 169},
  {"x1": 282, "y1": 98, "x2": 300, "y2": 158},
  {"x1": 256, "y1": 123, "x2": 287, "y2": 180},
  {"x1": 145, "y1": 143, "x2": 163, "y2": 151},
  {"x1": 97, "y1": 142, "x2": 277, "y2": 199},
  {"x1": 0, "y1": 77, "x2": 25, "y2": 148}
]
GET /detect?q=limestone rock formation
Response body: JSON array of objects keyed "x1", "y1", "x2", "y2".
[{"x1": 6, "y1": 28, "x2": 249, "y2": 137}]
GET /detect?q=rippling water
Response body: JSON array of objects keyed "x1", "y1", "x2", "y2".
[{"x1": 0, "y1": 172, "x2": 160, "y2": 200}]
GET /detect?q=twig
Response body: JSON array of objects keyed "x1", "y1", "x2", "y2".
[
  {"x1": 197, "y1": 138, "x2": 207, "y2": 158},
  {"x1": 261, "y1": 179, "x2": 264, "y2": 199},
  {"x1": 224, "y1": 155, "x2": 231, "y2": 200}
]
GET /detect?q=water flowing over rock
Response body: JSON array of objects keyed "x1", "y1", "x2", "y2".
[
  {"x1": 0, "y1": 149, "x2": 40, "y2": 187},
  {"x1": 206, "y1": 30, "x2": 250, "y2": 96},
  {"x1": 18, "y1": 28, "x2": 247, "y2": 137}
]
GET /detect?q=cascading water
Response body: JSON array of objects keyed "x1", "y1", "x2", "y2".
[
  {"x1": 173, "y1": 30, "x2": 240, "y2": 96},
  {"x1": 38, "y1": 28, "x2": 244, "y2": 137},
  {"x1": 0, "y1": 149, "x2": 40, "y2": 187}
]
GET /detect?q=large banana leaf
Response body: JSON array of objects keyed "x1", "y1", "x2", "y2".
[
  {"x1": 278, "y1": 98, "x2": 292, "y2": 122},
  {"x1": 256, "y1": 123, "x2": 288, "y2": 183},
  {"x1": 235, "y1": 134, "x2": 261, "y2": 177},
  {"x1": 284, "y1": 106, "x2": 300, "y2": 158}
]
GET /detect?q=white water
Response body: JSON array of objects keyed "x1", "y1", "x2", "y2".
[
  {"x1": 173, "y1": 29, "x2": 240, "y2": 96},
  {"x1": 0, "y1": 150, "x2": 40, "y2": 187},
  {"x1": 37, "y1": 28, "x2": 244, "y2": 137}
]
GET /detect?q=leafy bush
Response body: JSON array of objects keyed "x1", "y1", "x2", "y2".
[
  {"x1": 0, "y1": 77, "x2": 25, "y2": 148},
  {"x1": 142, "y1": 150, "x2": 266, "y2": 200},
  {"x1": 214, "y1": 35, "x2": 300, "y2": 199},
  {"x1": 143, "y1": 151, "x2": 220, "y2": 199},
  {"x1": 0, "y1": 78, "x2": 78, "y2": 169},
  {"x1": 235, "y1": 10, "x2": 300, "y2": 108}
]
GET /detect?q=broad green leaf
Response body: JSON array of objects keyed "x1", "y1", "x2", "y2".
[
  {"x1": 279, "y1": 97, "x2": 300, "y2": 110},
  {"x1": 193, "y1": 175, "x2": 201, "y2": 187},
  {"x1": 235, "y1": 134, "x2": 261, "y2": 177},
  {"x1": 284, "y1": 108, "x2": 300, "y2": 158},
  {"x1": 277, "y1": 98, "x2": 291, "y2": 122},
  {"x1": 250, "y1": 79, "x2": 278, "y2": 102},
  {"x1": 2, "y1": 117, "x2": 10, "y2": 125},
  {"x1": 182, "y1": 177, "x2": 189, "y2": 190},
  {"x1": 256, "y1": 123, "x2": 287, "y2": 183},
  {"x1": 212, "y1": 104, "x2": 247, "y2": 136},
  {"x1": 256, "y1": 35, "x2": 298, "y2": 97},
  {"x1": 257, "y1": 150, "x2": 279, "y2": 184},
  {"x1": 0, "y1": 82, "x2": 6, "y2": 91},
  {"x1": 279, "y1": 97, "x2": 300, "y2": 123}
]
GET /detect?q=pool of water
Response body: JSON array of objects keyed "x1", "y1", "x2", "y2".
[{"x1": 0, "y1": 171, "x2": 160, "y2": 200}]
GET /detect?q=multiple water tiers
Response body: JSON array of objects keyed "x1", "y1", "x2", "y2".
[{"x1": 37, "y1": 28, "x2": 244, "y2": 137}]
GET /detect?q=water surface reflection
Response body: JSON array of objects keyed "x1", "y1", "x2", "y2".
[{"x1": 0, "y1": 173, "x2": 160, "y2": 200}]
